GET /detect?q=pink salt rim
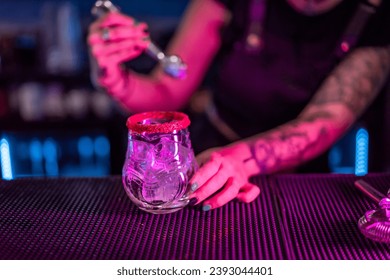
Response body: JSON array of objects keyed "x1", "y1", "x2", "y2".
[{"x1": 126, "y1": 111, "x2": 191, "y2": 134}]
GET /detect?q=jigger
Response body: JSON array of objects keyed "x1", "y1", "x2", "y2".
[
  {"x1": 354, "y1": 179, "x2": 390, "y2": 243},
  {"x1": 92, "y1": 0, "x2": 187, "y2": 79}
]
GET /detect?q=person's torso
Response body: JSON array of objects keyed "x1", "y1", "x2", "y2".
[{"x1": 213, "y1": 0, "x2": 358, "y2": 137}]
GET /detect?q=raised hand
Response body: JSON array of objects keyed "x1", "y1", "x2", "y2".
[{"x1": 87, "y1": 12, "x2": 150, "y2": 89}]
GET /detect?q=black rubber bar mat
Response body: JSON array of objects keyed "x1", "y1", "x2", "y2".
[
  {"x1": 273, "y1": 173, "x2": 390, "y2": 260},
  {"x1": 0, "y1": 176, "x2": 284, "y2": 260}
]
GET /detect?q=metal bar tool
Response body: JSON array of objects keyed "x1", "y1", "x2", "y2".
[
  {"x1": 92, "y1": 0, "x2": 187, "y2": 79},
  {"x1": 354, "y1": 179, "x2": 390, "y2": 243}
]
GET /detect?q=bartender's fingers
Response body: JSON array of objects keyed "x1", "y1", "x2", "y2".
[
  {"x1": 97, "y1": 47, "x2": 145, "y2": 68},
  {"x1": 191, "y1": 169, "x2": 228, "y2": 204},
  {"x1": 190, "y1": 152, "x2": 222, "y2": 191},
  {"x1": 92, "y1": 39, "x2": 149, "y2": 57},
  {"x1": 88, "y1": 26, "x2": 148, "y2": 45},
  {"x1": 106, "y1": 23, "x2": 148, "y2": 42},
  {"x1": 88, "y1": 13, "x2": 129, "y2": 35},
  {"x1": 99, "y1": 12, "x2": 138, "y2": 28},
  {"x1": 201, "y1": 177, "x2": 240, "y2": 210},
  {"x1": 98, "y1": 64, "x2": 126, "y2": 87},
  {"x1": 236, "y1": 183, "x2": 260, "y2": 203},
  {"x1": 195, "y1": 148, "x2": 219, "y2": 167}
]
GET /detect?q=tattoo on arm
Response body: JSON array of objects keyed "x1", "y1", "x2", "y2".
[
  {"x1": 311, "y1": 46, "x2": 390, "y2": 114},
  {"x1": 248, "y1": 46, "x2": 390, "y2": 173},
  {"x1": 250, "y1": 119, "x2": 330, "y2": 173}
]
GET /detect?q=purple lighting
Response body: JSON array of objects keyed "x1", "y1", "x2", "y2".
[{"x1": 122, "y1": 111, "x2": 198, "y2": 214}]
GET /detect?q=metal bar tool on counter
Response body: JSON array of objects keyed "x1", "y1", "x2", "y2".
[
  {"x1": 354, "y1": 179, "x2": 390, "y2": 243},
  {"x1": 91, "y1": 0, "x2": 187, "y2": 79}
]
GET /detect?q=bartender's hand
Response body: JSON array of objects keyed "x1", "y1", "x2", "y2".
[
  {"x1": 87, "y1": 12, "x2": 150, "y2": 88},
  {"x1": 189, "y1": 143, "x2": 261, "y2": 211}
]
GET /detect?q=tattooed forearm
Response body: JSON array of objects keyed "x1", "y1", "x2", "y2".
[
  {"x1": 248, "y1": 119, "x2": 332, "y2": 173},
  {"x1": 311, "y1": 46, "x2": 390, "y2": 115},
  {"x1": 245, "y1": 46, "x2": 390, "y2": 174}
]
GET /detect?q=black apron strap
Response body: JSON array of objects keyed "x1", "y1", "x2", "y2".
[{"x1": 335, "y1": 0, "x2": 382, "y2": 59}]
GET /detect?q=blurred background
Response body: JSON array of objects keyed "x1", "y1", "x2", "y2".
[
  {"x1": 0, "y1": 0, "x2": 389, "y2": 180},
  {"x1": 0, "y1": 0, "x2": 189, "y2": 179}
]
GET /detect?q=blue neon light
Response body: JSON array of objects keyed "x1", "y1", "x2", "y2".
[
  {"x1": 0, "y1": 138, "x2": 13, "y2": 180},
  {"x1": 355, "y1": 128, "x2": 369, "y2": 176},
  {"x1": 94, "y1": 136, "x2": 110, "y2": 157},
  {"x1": 78, "y1": 136, "x2": 94, "y2": 159},
  {"x1": 43, "y1": 138, "x2": 59, "y2": 176}
]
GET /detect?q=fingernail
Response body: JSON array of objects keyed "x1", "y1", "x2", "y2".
[
  {"x1": 188, "y1": 197, "x2": 198, "y2": 206},
  {"x1": 191, "y1": 182, "x2": 198, "y2": 191},
  {"x1": 202, "y1": 204, "x2": 211, "y2": 212}
]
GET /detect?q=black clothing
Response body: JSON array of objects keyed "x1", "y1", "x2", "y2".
[
  {"x1": 190, "y1": 0, "x2": 390, "y2": 172},
  {"x1": 213, "y1": 0, "x2": 389, "y2": 137}
]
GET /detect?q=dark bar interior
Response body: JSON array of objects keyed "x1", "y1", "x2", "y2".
[
  {"x1": 0, "y1": 0, "x2": 188, "y2": 178},
  {"x1": 0, "y1": 1, "x2": 389, "y2": 179},
  {"x1": 0, "y1": 0, "x2": 389, "y2": 261}
]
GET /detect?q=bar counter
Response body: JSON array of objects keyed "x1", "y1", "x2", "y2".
[{"x1": 0, "y1": 173, "x2": 389, "y2": 260}]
